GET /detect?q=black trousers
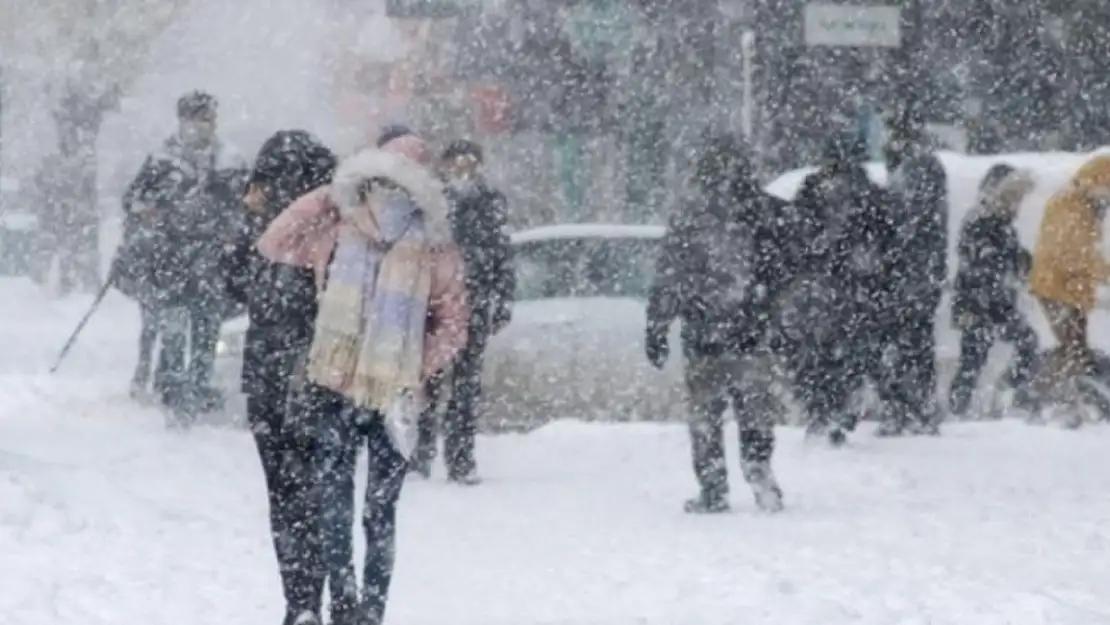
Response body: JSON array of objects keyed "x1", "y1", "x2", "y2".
[
  {"x1": 792, "y1": 341, "x2": 860, "y2": 433},
  {"x1": 132, "y1": 304, "x2": 160, "y2": 388},
  {"x1": 188, "y1": 308, "x2": 220, "y2": 391},
  {"x1": 143, "y1": 305, "x2": 219, "y2": 409},
  {"x1": 247, "y1": 388, "x2": 325, "y2": 619},
  {"x1": 414, "y1": 328, "x2": 487, "y2": 478},
  {"x1": 309, "y1": 386, "x2": 408, "y2": 625},
  {"x1": 685, "y1": 353, "x2": 777, "y2": 499},
  {"x1": 886, "y1": 305, "x2": 940, "y2": 429},
  {"x1": 949, "y1": 310, "x2": 1038, "y2": 416},
  {"x1": 152, "y1": 307, "x2": 190, "y2": 408}
]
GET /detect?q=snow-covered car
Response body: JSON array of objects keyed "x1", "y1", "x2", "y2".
[
  {"x1": 213, "y1": 224, "x2": 687, "y2": 431},
  {"x1": 478, "y1": 224, "x2": 686, "y2": 430}
]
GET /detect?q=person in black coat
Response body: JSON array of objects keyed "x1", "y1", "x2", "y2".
[
  {"x1": 948, "y1": 164, "x2": 1039, "y2": 417},
  {"x1": 121, "y1": 91, "x2": 248, "y2": 417},
  {"x1": 412, "y1": 139, "x2": 515, "y2": 484},
  {"x1": 645, "y1": 132, "x2": 800, "y2": 514},
  {"x1": 224, "y1": 130, "x2": 337, "y2": 625},
  {"x1": 881, "y1": 107, "x2": 949, "y2": 436},
  {"x1": 778, "y1": 132, "x2": 898, "y2": 446}
]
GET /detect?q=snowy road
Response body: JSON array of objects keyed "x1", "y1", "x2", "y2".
[{"x1": 3, "y1": 279, "x2": 1110, "y2": 625}]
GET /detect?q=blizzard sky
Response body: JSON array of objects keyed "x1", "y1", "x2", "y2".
[{"x1": 3, "y1": 0, "x2": 404, "y2": 201}]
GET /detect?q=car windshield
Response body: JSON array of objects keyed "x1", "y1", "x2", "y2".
[{"x1": 514, "y1": 236, "x2": 659, "y2": 301}]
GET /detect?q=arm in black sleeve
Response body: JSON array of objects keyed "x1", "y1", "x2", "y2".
[
  {"x1": 955, "y1": 218, "x2": 974, "y2": 274},
  {"x1": 222, "y1": 224, "x2": 255, "y2": 307},
  {"x1": 731, "y1": 218, "x2": 795, "y2": 350},
  {"x1": 125, "y1": 155, "x2": 181, "y2": 215},
  {"x1": 907, "y1": 155, "x2": 949, "y2": 289},
  {"x1": 645, "y1": 213, "x2": 691, "y2": 337},
  {"x1": 487, "y1": 190, "x2": 516, "y2": 318},
  {"x1": 789, "y1": 174, "x2": 827, "y2": 274},
  {"x1": 1016, "y1": 246, "x2": 1033, "y2": 279}
]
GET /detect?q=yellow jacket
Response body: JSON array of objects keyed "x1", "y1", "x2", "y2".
[{"x1": 1029, "y1": 155, "x2": 1110, "y2": 311}]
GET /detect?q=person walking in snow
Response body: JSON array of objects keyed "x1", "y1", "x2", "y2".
[
  {"x1": 1027, "y1": 154, "x2": 1110, "y2": 428},
  {"x1": 121, "y1": 90, "x2": 247, "y2": 418},
  {"x1": 258, "y1": 128, "x2": 469, "y2": 625},
  {"x1": 224, "y1": 130, "x2": 337, "y2": 625},
  {"x1": 948, "y1": 164, "x2": 1039, "y2": 418},
  {"x1": 880, "y1": 106, "x2": 948, "y2": 436},
  {"x1": 778, "y1": 132, "x2": 898, "y2": 447},
  {"x1": 645, "y1": 132, "x2": 799, "y2": 514},
  {"x1": 411, "y1": 139, "x2": 514, "y2": 484}
]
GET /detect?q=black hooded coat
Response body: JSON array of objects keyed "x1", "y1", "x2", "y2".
[
  {"x1": 223, "y1": 130, "x2": 337, "y2": 397},
  {"x1": 646, "y1": 134, "x2": 803, "y2": 358}
]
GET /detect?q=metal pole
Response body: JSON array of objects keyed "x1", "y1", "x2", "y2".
[{"x1": 740, "y1": 29, "x2": 754, "y2": 142}]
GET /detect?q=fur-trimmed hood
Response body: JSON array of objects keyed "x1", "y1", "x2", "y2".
[{"x1": 328, "y1": 147, "x2": 451, "y2": 241}]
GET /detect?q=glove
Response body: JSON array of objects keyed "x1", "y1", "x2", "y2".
[
  {"x1": 645, "y1": 327, "x2": 669, "y2": 370},
  {"x1": 491, "y1": 305, "x2": 512, "y2": 335}
]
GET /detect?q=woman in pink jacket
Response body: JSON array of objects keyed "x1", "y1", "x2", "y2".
[{"x1": 258, "y1": 127, "x2": 469, "y2": 625}]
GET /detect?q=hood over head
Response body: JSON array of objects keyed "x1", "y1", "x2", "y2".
[
  {"x1": 249, "y1": 129, "x2": 337, "y2": 219},
  {"x1": 695, "y1": 132, "x2": 757, "y2": 198},
  {"x1": 979, "y1": 164, "x2": 1034, "y2": 216},
  {"x1": 328, "y1": 146, "x2": 450, "y2": 241},
  {"x1": 1071, "y1": 155, "x2": 1110, "y2": 193}
]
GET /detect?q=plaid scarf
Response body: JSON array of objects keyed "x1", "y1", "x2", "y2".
[{"x1": 305, "y1": 190, "x2": 433, "y2": 412}]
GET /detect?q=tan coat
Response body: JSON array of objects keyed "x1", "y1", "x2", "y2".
[{"x1": 1029, "y1": 155, "x2": 1110, "y2": 312}]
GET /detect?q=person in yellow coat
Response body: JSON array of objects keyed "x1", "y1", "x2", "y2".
[{"x1": 1028, "y1": 154, "x2": 1110, "y2": 423}]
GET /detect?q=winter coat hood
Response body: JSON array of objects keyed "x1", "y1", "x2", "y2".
[
  {"x1": 249, "y1": 130, "x2": 337, "y2": 220},
  {"x1": 976, "y1": 166, "x2": 1034, "y2": 217},
  {"x1": 694, "y1": 133, "x2": 758, "y2": 200},
  {"x1": 1070, "y1": 154, "x2": 1110, "y2": 193},
  {"x1": 1029, "y1": 157, "x2": 1110, "y2": 311},
  {"x1": 328, "y1": 144, "x2": 450, "y2": 242}
]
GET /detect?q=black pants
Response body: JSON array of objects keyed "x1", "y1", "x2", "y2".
[
  {"x1": 147, "y1": 306, "x2": 219, "y2": 409},
  {"x1": 248, "y1": 389, "x2": 325, "y2": 619},
  {"x1": 132, "y1": 304, "x2": 160, "y2": 388},
  {"x1": 311, "y1": 386, "x2": 408, "y2": 625},
  {"x1": 414, "y1": 329, "x2": 487, "y2": 478},
  {"x1": 188, "y1": 308, "x2": 220, "y2": 391},
  {"x1": 686, "y1": 353, "x2": 776, "y2": 499},
  {"x1": 949, "y1": 311, "x2": 1038, "y2": 416},
  {"x1": 153, "y1": 307, "x2": 190, "y2": 408},
  {"x1": 886, "y1": 306, "x2": 939, "y2": 429},
  {"x1": 792, "y1": 341, "x2": 859, "y2": 433}
]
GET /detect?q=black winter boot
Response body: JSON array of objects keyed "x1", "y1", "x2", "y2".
[
  {"x1": 741, "y1": 460, "x2": 783, "y2": 513},
  {"x1": 738, "y1": 429, "x2": 783, "y2": 512},
  {"x1": 683, "y1": 490, "x2": 730, "y2": 514}
]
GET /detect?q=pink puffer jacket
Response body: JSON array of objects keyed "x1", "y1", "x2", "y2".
[{"x1": 257, "y1": 140, "x2": 469, "y2": 379}]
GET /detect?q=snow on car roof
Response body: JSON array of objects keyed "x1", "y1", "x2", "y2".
[{"x1": 511, "y1": 223, "x2": 666, "y2": 245}]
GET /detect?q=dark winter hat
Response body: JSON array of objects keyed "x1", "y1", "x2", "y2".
[
  {"x1": 441, "y1": 139, "x2": 484, "y2": 164},
  {"x1": 376, "y1": 124, "x2": 415, "y2": 148},
  {"x1": 979, "y1": 163, "x2": 1017, "y2": 192},
  {"x1": 177, "y1": 90, "x2": 217, "y2": 119},
  {"x1": 695, "y1": 132, "x2": 756, "y2": 190},
  {"x1": 248, "y1": 130, "x2": 337, "y2": 212},
  {"x1": 822, "y1": 132, "x2": 868, "y2": 166}
]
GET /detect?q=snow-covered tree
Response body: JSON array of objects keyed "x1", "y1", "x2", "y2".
[{"x1": 0, "y1": 0, "x2": 191, "y2": 293}]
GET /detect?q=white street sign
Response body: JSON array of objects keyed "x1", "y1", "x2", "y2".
[{"x1": 804, "y1": 4, "x2": 902, "y2": 47}]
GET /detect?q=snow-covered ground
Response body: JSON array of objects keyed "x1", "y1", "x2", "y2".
[{"x1": 4, "y1": 278, "x2": 1110, "y2": 625}]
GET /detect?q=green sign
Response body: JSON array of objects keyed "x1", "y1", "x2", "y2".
[{"x1": 385, "y1": 0, "x2": 480, "y2": 19}]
